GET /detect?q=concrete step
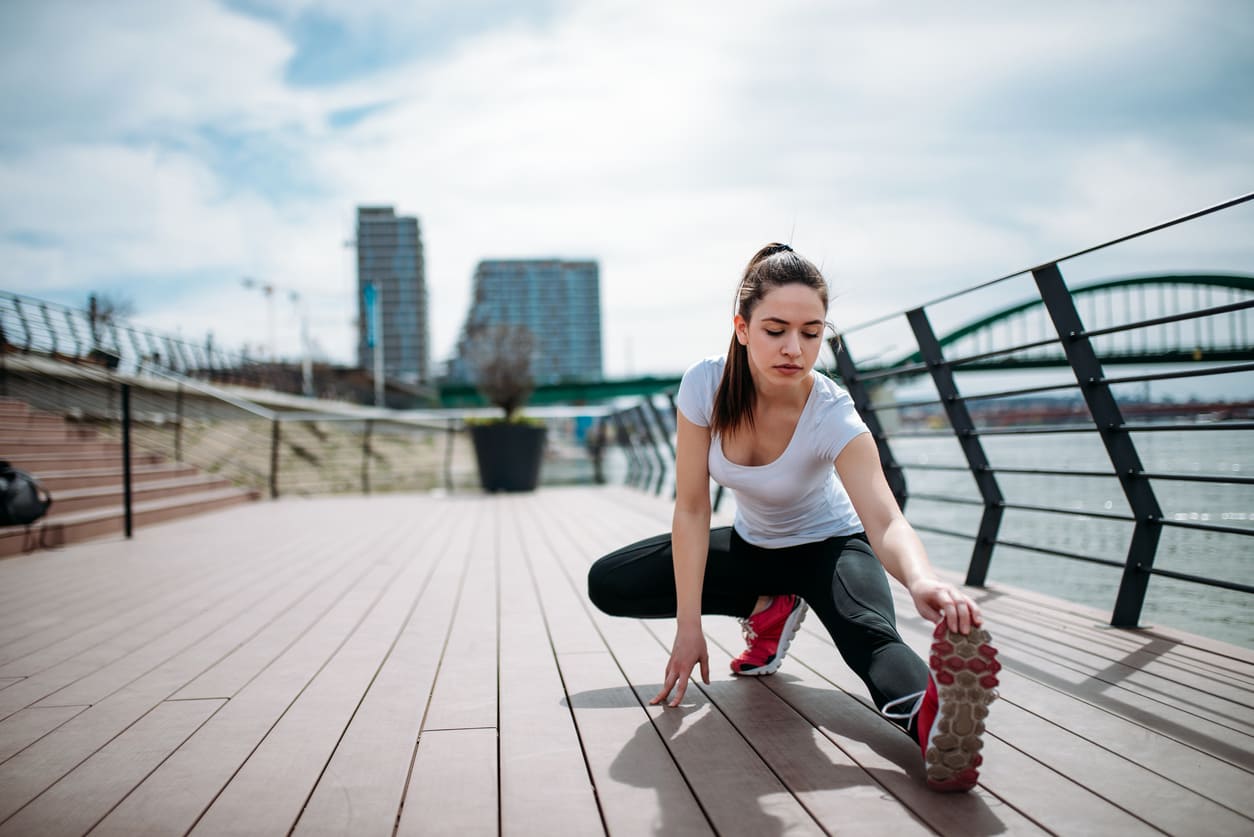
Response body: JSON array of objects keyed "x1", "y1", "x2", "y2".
[
  {"x1": 34, "y1": 463, "x2": 202, "y2": 491},
  {"x1": 0, "y1": 427, "x2": 102, "y2": 444},
  {"x1": 0, "y1": 439, "x2": 123, "y2": 457},
  {"x1": 0, "y1": 450, "x2": 165, "y2": 472},
  {"x1": 50, "y1": 474, "x2": 237, "y2": 514},
  {"x1": 0, "y1": 486, "x2": 262, "y2": 557},
  {"x1": 0, "y1": 415, "x2": 78, "y2": 433}
]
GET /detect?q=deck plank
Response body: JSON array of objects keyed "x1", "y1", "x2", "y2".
[
  {"x1": 0, "y1": 704, "x2": 86, "y2": 763},
  {"x1": 0, "y1": 509, "x2": 293, "y2": 669},
  {"x1": 497, "y1": 496, "x2": 605, "y2": 835},
  {"x1": 0, "y1": 539, "x2": 254, "y2": 670},
  {"x1": 0, "y1": 552, "x2": 343, "y2": 822},
  {"x1": 779, "y1": 625, "x2": 1161, "y2": 835},
  {"x1": 188, "y1": 501, "x2": 465, "y2": 836},
  {"x1": 548, "y1": 503, "x2": 829, "y2": 837},
  {"x1": 590, "y1": 487, "x2": 1062, "y2": 835},
  {"x1": 0, "y1": 553, "x2": 278, "y2": 714},
  {"x1": 0, "y1": 488, "x2": 1249, "y2": 836},
  {"x1": 524, "y1": 497, "x2": 715, "y2": 834},
  {"x1": 88, "y1": 509, "x2": 432, "y2": 837},
  {"x1": 398, "y1": 728, "x2": 498, "y2": 837},
  {"x1": 290, "y1": 501, "x2": 475, "y2": 837},
  {"x1": 983, "y1": 611, "x2": 1254, "y2": 730},
  {"x1": 420, "y1": 501, "x2": 498, "y2": 732},
  {"x1": 0, "y1": 699, "x2": 223, "y2": 837}
]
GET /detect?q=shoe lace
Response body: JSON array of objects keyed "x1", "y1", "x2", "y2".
[
  {"x1": 738, "y1": 617, "x2": 759, "y2": 643},
  {"x1": 880, "y1": 689, "x2": 926, "y2": 722}
]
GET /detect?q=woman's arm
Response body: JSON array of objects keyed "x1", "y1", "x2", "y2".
[
  {"x1": 836, "y1": 433, "x2": 982, "y2": 634},
  {"x1": 650, "y1": 411, "x2": 713, "y2": 707}
]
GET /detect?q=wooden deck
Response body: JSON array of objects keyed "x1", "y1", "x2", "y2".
[{"x1": 0, "y1": 486, "x2": 1251, "y2": 836}]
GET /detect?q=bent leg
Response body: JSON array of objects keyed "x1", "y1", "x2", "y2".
[{"x1": 587, "y1": 527, "x2": 759, "y2": 619}]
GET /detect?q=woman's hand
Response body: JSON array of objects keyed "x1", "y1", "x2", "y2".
[
  {"x1": 650, "y1": 624, "x2": 710, "y2": 707},
  {"x1": 908, "y1": 576, "x2": 983, "y2": 635}
]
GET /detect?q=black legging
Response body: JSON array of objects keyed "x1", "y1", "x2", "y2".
[{"x1": 587, "y1": 526, "x2": 929, "y2": 723}]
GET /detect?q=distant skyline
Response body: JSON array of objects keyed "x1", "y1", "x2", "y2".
[{"x1": 1, "y1": 1, "x2": 1252, "y2": 382}]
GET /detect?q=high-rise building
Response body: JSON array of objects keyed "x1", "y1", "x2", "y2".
[
  {"x1": 448, "y1": 259, "x2": 602, "y2": 386},
  {"x1": 355, "y1": 206, "x2": 428, "y2": 384}
]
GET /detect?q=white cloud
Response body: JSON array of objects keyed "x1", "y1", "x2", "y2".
[{"x1": 0, "y1": 0, "x2": 1251, "y2": 382}]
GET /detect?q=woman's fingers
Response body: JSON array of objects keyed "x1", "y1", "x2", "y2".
[
  {"x1": 650, "y1": 668, "x2": 678, "y2": 705},
  {"x1": 651, "y1": 653, "x2": 709, "y2": 707},
  {"x1": 669, "y1": 676, "x2": 689, "y2": 707}
]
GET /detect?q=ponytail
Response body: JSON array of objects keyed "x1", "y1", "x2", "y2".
[{"x1": 710, "y1": 333, "x2": 756, "y2": 438}]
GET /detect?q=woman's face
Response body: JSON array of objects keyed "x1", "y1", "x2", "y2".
[{"x1": 734, "y1": 283, "x2": 827, "y2": 388}]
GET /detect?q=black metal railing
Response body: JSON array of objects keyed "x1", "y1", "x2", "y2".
[
  {"x1": 0, "y1": 358, "x2": 480, "y2": 536},
  {"x1": 610, "y1": 192, "x2": 1254, "y2": 630},
  {"x1": 0, "y1": 290, "x2": 401, "y2": 403}
]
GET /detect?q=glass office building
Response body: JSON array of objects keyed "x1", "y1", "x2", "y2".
[
  {"x1": 449, "y1": 259, "x2": 602, "y2": 386},
  {"x1": 355, "y1": 206, "x2": 428, "y2": 384}
]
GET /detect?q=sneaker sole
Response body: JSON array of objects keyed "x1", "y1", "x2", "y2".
[
  {"x1": 732, "y1": 600, "x2": 809, "y2": 676},
  {"x1": 925, "y1": 625, "x2": 999, "y2": 792}
]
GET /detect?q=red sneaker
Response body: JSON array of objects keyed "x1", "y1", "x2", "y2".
[
  {"x1": 730, "y1": 595, "x2": 807, "y2": 676},
  {"x1": 917, "y1": 621, "x2": 1000, "y2": 792}
]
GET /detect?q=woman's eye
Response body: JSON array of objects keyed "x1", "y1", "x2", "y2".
[
  {"x1": 803, "y1": 332, "x2": 820, "y2": 339},
  {"x1": 766, "y1": 330, "x2": 784, "y2": 336}
]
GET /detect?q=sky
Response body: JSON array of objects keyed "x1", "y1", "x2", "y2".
[{"x1": 1, "y1": 0, "x2": 1252, "y2": 383}]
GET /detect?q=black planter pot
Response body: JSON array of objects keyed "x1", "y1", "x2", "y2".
[{"x1": 469, "y1": 423, "x2": 547, "y2": 492}]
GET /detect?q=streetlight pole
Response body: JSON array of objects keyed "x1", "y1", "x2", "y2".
[
  {"x1": 241, "y1": 277, "x2": 277, "y2": 361},
  {"x1": 289, "y1": 290, "x2": 314, "y2": 397}
]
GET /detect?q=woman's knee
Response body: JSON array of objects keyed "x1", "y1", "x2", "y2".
[
  {"x1": 830, "y1": 540, "x2": 899, "y2": 635},
  {"x1": 586, "y1": 533, "x2": 674, "y2": 616},
  {"x1": 587, "y1": 557, "x2": 625, "y2": 615}
]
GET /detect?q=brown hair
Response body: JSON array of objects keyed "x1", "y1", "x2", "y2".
[{"x1": 709, "y1": 243, "x2": 830, "y2": 438}]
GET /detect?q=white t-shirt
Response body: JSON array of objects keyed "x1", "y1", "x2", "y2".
[{"x1": 675, "y1": 354, "x2": 870, "y2": 548}]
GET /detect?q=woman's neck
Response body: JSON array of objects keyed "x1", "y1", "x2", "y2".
[{"x1": 753, "y1": 372, "x2": 814, "y2": 411}]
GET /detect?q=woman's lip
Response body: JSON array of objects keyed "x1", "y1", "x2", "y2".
[{"x1": 774, "y1": 364, "x2": 802, "y2": 371}]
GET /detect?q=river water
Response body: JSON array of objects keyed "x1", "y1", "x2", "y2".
[
  {"x1": 587, "y1": 428, "x2": 1252, "y2": 649},
  {"x1": 894, "y1": 428, "x2": 1252, "y2": 649}
]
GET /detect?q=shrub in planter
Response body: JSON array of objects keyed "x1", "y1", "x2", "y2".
[{"x1": 466, "y1": 323, "x2": 547, "y2": 492}]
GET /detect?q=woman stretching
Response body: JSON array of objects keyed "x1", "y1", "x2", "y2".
[{"x1": 587, "y1": 243, "x2": 1000, "y2": 792}]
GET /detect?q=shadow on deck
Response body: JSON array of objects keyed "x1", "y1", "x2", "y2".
[{"x1": 0, "y1": 486, "x2": 1250, "y2": 836}]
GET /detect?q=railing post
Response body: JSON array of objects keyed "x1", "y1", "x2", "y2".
[
  {"x1": 269, "y1": 417, "x2": 281, "y2": 500},
  {"x1": 610, "y1": 411, "x2": 641, "y2": 488},
  {"x1": 906, "y1": 308, "x2": 1004, "y2": 587},
  {"x1": 121, "y1": 383, "x2": 133, "y2": 539},
  {"x1": 444, "y1": 418, "x2": 456, "y2": 492},
  {"x1": 41, "y1": 304, "x2": 58, "y2": 356},
  {"x1": 634, "y1": 402, "x2": 669, "y2": 495},
  {"x1": 832, "y1": 337, "x2": 909, "y2": 509},
  {"x1": 589, "y1": 418, "x2": 606, "y2": 485},
  {"x1": 645, "y1": 396, "x2": 676, "y2": 463},
  {"x1": 14, "y1": 298, "x2": 32, "y2": 349},
  {"x1": 361, "y1": 419, "x2": 373, "y2": 494},
  {"x1": 174, "y1": 383, "x2": 184, "y2": 462},
  {"x1": 626, "y1": 407, "x2": 655, "y2": 490},
  {"x1": 1034, "y1": 263, "x2": 1164, "y2": 627},
  {"x1": 664, "y1": 394, "x2": 680, "y2": 500}
]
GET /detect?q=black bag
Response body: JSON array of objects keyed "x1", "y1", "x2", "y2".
[{"x1": 0, "y1": 461, "x2": 53, "y2": 526}]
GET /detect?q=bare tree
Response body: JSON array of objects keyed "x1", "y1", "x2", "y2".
[{"x1": 467, "y1": 323, "x2": 536, "y2": 421}]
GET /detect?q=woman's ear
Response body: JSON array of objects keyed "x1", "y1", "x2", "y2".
[{"x1": 734, "y1": 314, "x2": 748, "y2": 346}]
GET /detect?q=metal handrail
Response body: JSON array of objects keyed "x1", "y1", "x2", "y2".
[
  {"x1": 614, "y1": 195, "x2": 1253, "y2": 633},
  {"x1": 843, "y1": 191, "x2": 1254, "y2": 335}
]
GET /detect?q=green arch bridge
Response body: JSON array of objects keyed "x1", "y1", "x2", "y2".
[{"x1": 438, "y1": 273, "x2": 1254, "y2": 407}]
